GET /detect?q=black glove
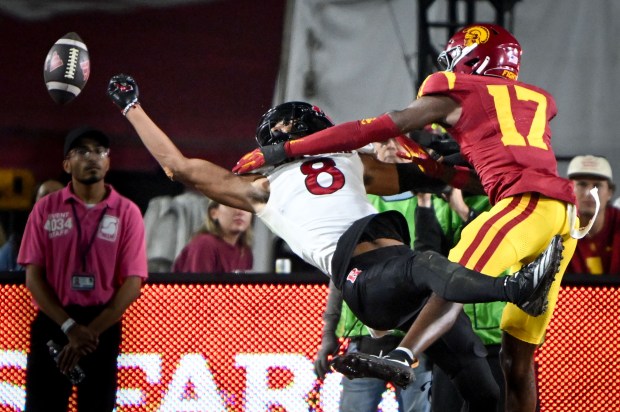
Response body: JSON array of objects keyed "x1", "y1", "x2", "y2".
[
  {"x1": 314, "y1": 332, "x2": 338, "y2": 380},
  {"x1": 107, "y1": 74, "x2": 139, "y2": 116}
]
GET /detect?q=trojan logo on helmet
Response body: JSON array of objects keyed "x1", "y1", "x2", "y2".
[
  {"x1": 437, "y1": 23, "x2": 521, "y2": 81},
  {"x1": 255, "y1": 101, "x2": 334, "y2": 147},
  {"x1": 463, "y1": 25, "x2": 490, "y2": 47}
]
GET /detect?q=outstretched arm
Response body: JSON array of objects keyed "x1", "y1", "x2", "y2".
[
  {"x1": 394, "y1": 136, "x2": 484, "y2": 195},
  {"x1": 359, "y1": 151, "x2": 484, "y2": 196},
  {"x1": 360, "y1": 153, "x2": 448, "y2": 196},
  {"x1": 108, "y1": 74, "x2": 267, "y2": 212},
  {"x1": 286, "y1": 95, "x2": 457, "y2": 157},
  {"x1": 233, "y1": 95, "x2": 459, "y2": 174}
]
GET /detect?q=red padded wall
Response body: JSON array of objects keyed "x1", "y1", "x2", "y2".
[{"x1": 1, "y1": 282, "x2": 618, "y2": 411}]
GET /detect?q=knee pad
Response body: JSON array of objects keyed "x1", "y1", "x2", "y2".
[
  {"x1": 417, "y1": 251, "x2": 464, "y2": 296},
  {"x1": 420, "y1": 250, "x2": 462, "y2": 275}
]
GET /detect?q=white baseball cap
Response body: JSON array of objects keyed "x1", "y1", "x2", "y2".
[{"x1": 567, "y1": 155, "x2": 613, "y2": 181}]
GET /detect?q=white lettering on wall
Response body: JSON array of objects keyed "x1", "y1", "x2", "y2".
[
  {"x1": 159, "y1": 353, "x2": 226, "y2": 411},
  {"x1": 235, "y1": 353, "x2": 316, "y2": 412},
  {"x1": 0, "y1": 350, "x2": 26, "y2": 411},
  {"x1": 116, "y1": 353, "x2": 162, "y2": 407}
]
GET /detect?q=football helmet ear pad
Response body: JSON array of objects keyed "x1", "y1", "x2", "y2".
[
  {"x1": 255, "y1": 101, "x2": 334, "y2": 147},
  {"x1": 438, "y1": 23, "x2": 521, "y2": 81}
]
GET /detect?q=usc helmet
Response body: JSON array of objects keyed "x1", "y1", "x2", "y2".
[
  {"x1": 255, "y1": 101, "x2": 334, "y2": 147},
  {"x1": 437, "y1": 23, "x2": 522, "y2": 80}
]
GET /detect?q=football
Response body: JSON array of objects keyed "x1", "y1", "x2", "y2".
[{"x1": 43, "y1": 32, "x2": 90, "y2": 105}]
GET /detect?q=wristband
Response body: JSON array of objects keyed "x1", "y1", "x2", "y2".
[
  {"x1": 464, "y1": 208, "x2": 479, "y2": 226},
  {"x1": 396, "y1": 163, "x2": 448, "y2": 195},
  {"x1": 262, "y1": 142, "x2": 288, "y2": 165},
  {"x1": 122, "y1": 101, "x2": 140, "y2": 116},
  {"x1": 61, "y1": 318, "x2": 76, "y2": 335}
]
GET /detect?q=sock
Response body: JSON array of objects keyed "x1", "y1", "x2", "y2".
[
  {"x1": 388, "y1": 347, "x2": 414, "y2": 365},
  {"x1": 502, "y1": 275, "x2": 518, "y2": 303}
]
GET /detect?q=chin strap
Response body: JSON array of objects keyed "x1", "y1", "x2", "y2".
[
  {"x1": 568, "y1": 187, "x2": 600, "y2": 239},
  {"x1": 474, "y1": 56, "x2": 491, "y2": 75}
]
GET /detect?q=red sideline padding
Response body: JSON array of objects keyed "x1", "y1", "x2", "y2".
[{"x1": 0, "y1": 277, "x2": 619, "y2": 411}]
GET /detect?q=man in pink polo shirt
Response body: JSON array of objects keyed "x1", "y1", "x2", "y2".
[{"x1": 18, "y1": 126, "x2": 147, "y2": 412}]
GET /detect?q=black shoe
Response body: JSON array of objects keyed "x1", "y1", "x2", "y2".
[
  {"x1": 508, "y1": 235, "x2": 564, "y2": 317},
  {"x1": 331, "y1": 352, "x2": 415, "y2": 388}
]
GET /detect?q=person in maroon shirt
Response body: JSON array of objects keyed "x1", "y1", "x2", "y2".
[
  {"x1": 173, "y1": 200, "x2": 253, "y2": 273},
  {"x1": 233, "y1": 23, "x2": 580, "y2": 412},
  {"x1": 566, "y1": 155, "x2": 620, "y2": 275}
]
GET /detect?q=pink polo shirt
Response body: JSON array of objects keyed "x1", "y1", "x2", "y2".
[{"x1": 18, "y1": 183, "x2": 148, "y2": 307}]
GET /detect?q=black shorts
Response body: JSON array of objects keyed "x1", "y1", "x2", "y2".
[
  {"x1": 340, "y1": 244, "x2": 428, "y2": 331},
  {"x1": 331, "y1": 211, "x2": 410, "y2": 288},
  {"x1": 332, "y1": 212, "x2": 493, "y2": 398},
  {"x1": 333, "y1": 211, "x2": 455, "y2": 331},
  {"x1": 341, "y1": 245, "x2": 488, "y2": 371}
]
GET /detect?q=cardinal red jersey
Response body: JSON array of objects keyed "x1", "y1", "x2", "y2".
[{"x1": 418, "y1": 72, "x2": 575, "y2": 205}]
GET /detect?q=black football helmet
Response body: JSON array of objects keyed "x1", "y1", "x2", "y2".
[{"x1": 255, "y1": 101, "x2": 334, "y2": 147}]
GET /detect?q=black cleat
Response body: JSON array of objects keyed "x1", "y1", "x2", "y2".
[
  {"x1": 508, "y1": 235, "x2": 564, "y2": 317},
  {"x1": 331, "y1": 352, "x2": 415, "y2": 388}
]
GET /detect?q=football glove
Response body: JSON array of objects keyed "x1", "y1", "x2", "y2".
[{"x1": 107, "y1": 74, "x2": 140, "y2": 116}]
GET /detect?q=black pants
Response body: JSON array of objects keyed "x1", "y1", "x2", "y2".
[
  {"x1": 340, "y1": 246, "x2": 500, "y2": 411},
  {"x1": 340, "y1": 245, "x2": 507, "y2": 331},
  {"x1": 431, "y1": 344, "x2": 504, "y2": 412},
  {"x1": 25, "y1": 307, "x2": 121, "y2": 412}
]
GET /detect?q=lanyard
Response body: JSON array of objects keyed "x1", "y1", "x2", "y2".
[{"x1": 70, "y1": 202, "x2": 108, "y2": 272}]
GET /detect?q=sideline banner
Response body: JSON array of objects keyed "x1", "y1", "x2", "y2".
[{"x1": 0, "y1": 278, "x2": 619, "y2": 411}]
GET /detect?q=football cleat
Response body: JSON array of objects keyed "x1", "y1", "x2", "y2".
[
  {"x1": 331, "y1": 352, "x2": 415, "y2": 388},
  {"x1": 508, "y1": 235, "x2": 563, "y2": 317}
]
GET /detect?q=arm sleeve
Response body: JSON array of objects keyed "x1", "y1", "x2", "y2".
[
  {"x1": 448, "y1": 166, "x2": 485, "y2": 194},
  {"x1": 285, "y1": 114, "x2": 402, "y2": 157},
  {"x1": 322, "y1": 280, "x2": 343, "y2": 336},
  {"x1": 396, "y1": 163, "x2": 449, "y2": 195}
]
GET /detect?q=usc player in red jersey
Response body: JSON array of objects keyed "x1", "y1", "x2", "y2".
[{"x1": 234, "y1": 24, "x2": 586, "y2": 412}]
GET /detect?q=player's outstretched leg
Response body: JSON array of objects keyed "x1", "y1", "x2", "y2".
[
  {"x1": 505, "y1": 235, "x2": 564, "y2": 317},
  {"x1": 331, "y1": 351, "x2": 415, "y2": 388}
]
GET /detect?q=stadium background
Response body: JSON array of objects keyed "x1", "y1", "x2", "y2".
[{"x1": 0, "y1": 1, "x2": 618, "y2": 410}]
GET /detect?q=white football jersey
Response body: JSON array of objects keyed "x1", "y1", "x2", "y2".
[{"x1": 257, "y1": 152, "x2": 377, "y2": 276}]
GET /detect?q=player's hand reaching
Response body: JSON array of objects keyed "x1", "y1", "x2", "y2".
[
  {"x1": 397, "y1": 134, "x2": 483, "y2": 193},
  {"x1": 233, "y1": 148, "x2": 265, "y2": 174},
  {"x1": 108, "y1": 74, "x2": 140, "y2": 116},
  {"x1": 233, "y1": 142, "x2": 289, "y2": 174},
  {"x1": 395, "y1": 134, "x2": 433, "y2": 161},
  {"x1": 395, "y1": 135, "x2": 443, "y2": 177}
]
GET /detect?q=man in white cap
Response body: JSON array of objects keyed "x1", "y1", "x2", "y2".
[{"x1": 566, "y1": 155, "x2": 620, "y2": 275}]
